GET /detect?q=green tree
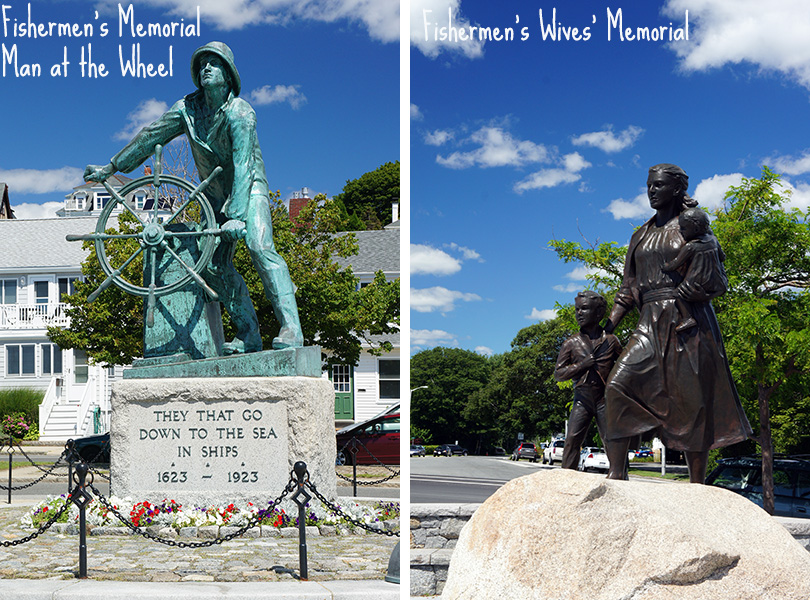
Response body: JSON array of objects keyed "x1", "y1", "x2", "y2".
[
  {"x1": 712, "y1": 167, "x2": 810, "y2": 514},
  {"x1": 50, "y1": 193, "x2": 399, "y2": 368},
  {"x1": 465, "y1": 318, "x2": 573, "y2": 450},
  {"x1": 410, "y1": 347, "x2": 492, "y2": 449},
  {"x1": 334, "y1": 161, "x2": 399, "y2": 230}
]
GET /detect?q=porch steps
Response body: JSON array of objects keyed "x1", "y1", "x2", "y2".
[{"x1": 39, "y1": 404, "x2": 79, "y2": 441}]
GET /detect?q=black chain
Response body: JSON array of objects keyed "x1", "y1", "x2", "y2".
[
  {"x1": 335, "y1": 437, "x2": 400, "y2": 485},
  {"x1": 86, "y1": 464, "x2": 110, "y2": 481},
  {"x1": 0, "y1": 497, "x2": 72, "y2": 546},
  {"x1": 13, "y1": 446, "x2": 70, "y2": 475},
  {"x1": 88, "y1": 479, "x2": 295, "y2": 548},
  {"x1": 305, "y1": 480, "x2": 399, "y2": 538}
]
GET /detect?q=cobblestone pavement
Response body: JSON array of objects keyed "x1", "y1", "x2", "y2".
[{"x1": 0, "y1": 504, "x2": 398, "y2": 583}]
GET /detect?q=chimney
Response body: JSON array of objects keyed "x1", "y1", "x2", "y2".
[
  {"x1": 391, "y1": 201, "x2": 399, "y2": 223},
  {"x1": 288, "y1": 187, "x2": 311, "y2": 225}
]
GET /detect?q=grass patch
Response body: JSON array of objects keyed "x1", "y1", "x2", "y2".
[{"x1": 629, "y1": 468, "x2": 689, "y2": 481}]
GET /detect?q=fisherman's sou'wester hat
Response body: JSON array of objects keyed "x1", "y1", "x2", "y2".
[{"x1": 190, "y1": 41, "x2": 241, "y2": 96}]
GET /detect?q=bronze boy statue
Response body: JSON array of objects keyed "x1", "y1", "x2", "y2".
[{"x1": 554, "y1": 290, "x2": 622, "y2": 471}]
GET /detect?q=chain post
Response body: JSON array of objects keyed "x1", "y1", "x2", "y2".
[
  {"x1": 65, "y1": 439, "x2": 76, "y2": 496},
  {"x1": 70, "y1": 461, "x2": 94, "y2": 579},
  {"x1": 351, "y1": 438, "x2": 358, "y2": 497},
  {"x1": 6, "y1": 435, "x2": 13, "y2": 504},
  {"x1": 291, "y1": 461, "x2": 311, "y2": 581}
]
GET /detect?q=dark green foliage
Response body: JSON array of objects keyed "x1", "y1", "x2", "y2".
[
  {"x1": 466, "y1": 319, "x2": 574, "y2": 450},
  {"x1": 0, "y1": 388, "x2": 44, "y2": 426},
  {"x1": 410, "y1": 347, "x2": 492, "y2": 450},
  {"x1": 334, "y1": 161, "x2": 400, "y2": 230}
]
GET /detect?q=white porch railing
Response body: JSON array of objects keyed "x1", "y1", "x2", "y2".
[
  {"x1": 38, "y1": 377, "x2": 60, "y2": 435},
  {"x1": 75, "y1": 376, "x2": 97, "y2": 438},
  {"x1": 0, "y1": 303, "x2": 70, "y2": 328}
]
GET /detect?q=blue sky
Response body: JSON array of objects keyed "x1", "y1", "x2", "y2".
[
  {"x1": 410, "y1": 0, "x2": 810, "y2": 356},
  {"x1": 1, "y1": 0, "x2": 398, "y2": 218}
]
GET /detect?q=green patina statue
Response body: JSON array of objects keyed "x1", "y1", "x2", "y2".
[{"x1": 84, "y1": 41, "x2": 303, "y2": 356}]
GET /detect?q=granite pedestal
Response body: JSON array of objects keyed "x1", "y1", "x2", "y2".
[{"x1": 110, "y1": 362, "x2": 336, "y2": 507}]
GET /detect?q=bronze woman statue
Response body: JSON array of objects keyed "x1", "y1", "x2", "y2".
[{"x1": 603, "y1": 164, "x2": 752, "y2": 483}]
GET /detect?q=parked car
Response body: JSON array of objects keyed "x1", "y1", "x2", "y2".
[
  {"x1": 543, "y1": 439, "x2": 565, "y2": 465},
  {"x1": 434, "y1": 444, "x2": 468, "y2": 456},
  {"x1": 71, "y1": 433, "x2": 111, "y2": 465},
  {"x1": 578, "y1": 447, "x2": 609, "y2": 472},
  {"x1": 410, "y1": 444, "x2": 426, "y2": 457},
  {"x1": 633, "y1": 447, "x2": 654, "y2": 459},
  {"x1": 511, "y1": 442, "x2": 538, "y2": 462},
  {"x1": 335, "y1": 404, "x2": 400, "y2": 466},
  {"x1": 706, "y1": 456, "x2": 810, "y2": 519}
]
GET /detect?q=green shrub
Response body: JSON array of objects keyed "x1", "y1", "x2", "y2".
[
  {"x1": 0, "y1": 388, "x2": 43, "y2": 427},
  {"x1": 424, "y1": 445, "x2": 438, "y2": 455}
]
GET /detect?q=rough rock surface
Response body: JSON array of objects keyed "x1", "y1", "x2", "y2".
[{"x1": 441, "y1": 469, "x2": 810, "y2": 600}]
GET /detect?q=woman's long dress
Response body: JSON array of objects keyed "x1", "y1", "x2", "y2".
[{"x1": 605, "y1": 216, "x2": 752, "y2": 451}]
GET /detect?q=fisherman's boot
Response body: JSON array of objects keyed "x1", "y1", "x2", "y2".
[{"x1": 272, "y1": 292, "x2": 304, "y2": 349}]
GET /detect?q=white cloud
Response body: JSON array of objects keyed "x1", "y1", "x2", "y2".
[
  {"x1": 410, "y1": 0, "x2": 485, "y2": 59},
  {"x1": 475, "y1": 346, "x2": 493, "y2": 356},
  {"x1": 562, "y1": 152, "x2": 591, "y2": 173},
  {"x1": 114, "y1": 99, "x2": 170, "y2": 141},
  {"x1": 779, "y1": 179, "x2": 810, "y2": 211},
  {"x1": 553, "y1": 283, "x2": 588, "y2": 293},
  {"x1": 411, "y1": 286, "x2": 481, "y2": 313},
  {"x1": 11, "y1": 201, "x2": 64, "y2": 220},
  {"x1": 572, "y1": 125, "x2": 644, "y2": 153},
  {"x1": 664, "y1": 0, "x2": 810, "y2": 90},
  {"x1": 605, "y1": 190, "x2": 650, "y2": 220},
  {"x1": 526, "y1": 307, "x2": 558, "y2": 321},
  {"x1": 445, "y1": 242, "x2": 483, "y2": 262},
  {"x1": 693, "y1": 173, "x2": 744, "y2": 211},
  {"x1": 410, "y1": 244, "x2": 461, "y2": 276},
  {"x1": 411, "y1": 328, "x2": 457, "y2": 347},
  {"x1": 770, "y1": 150, "x2": 810, "y2": 176},
  {"x1": 514, "y1": 168, "x2": 582, "y2": 193},
  {"x1": 0, "y1": 167, "x2": 83, "y2": 195},
  {"x1": 247, "y1": 85, "x2": 307, "y2": 109},
  {"x1": 411, "y1": 104, "x2": 424, "y2": 121},
  {"x1": 99, "y1": 0, "x2": 398, "y2": 42},
  {"x1": 437, "y1": 126, "x2": 550, "y2": 169},
  {"x1": 424, "y1": 129, "x2": 454, "y2": 146}
]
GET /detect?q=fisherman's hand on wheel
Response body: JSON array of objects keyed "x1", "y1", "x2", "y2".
[
  {"x1": 84, "y1": 163, "x2": 115, "y2": 183},
  {"x1": 221, "y1": 219, "x2": 246, "y2": 242}
]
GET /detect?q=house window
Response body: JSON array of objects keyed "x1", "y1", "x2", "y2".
[
  {"x1": 67, "y1": 193, "x2": 86, "y2": 211},
  {"x1": 0, "y1": 279, "x2": 16, "y2": 304},
  {"x1": 378, "y1": 359, "x2": 400, "y2": 400},
  {"x1": 58, "y1": 277, "x2": 81, "y2": 300},
  {"x1": 332, "y1": 365, "x2": 351, "y2": 393},
  {"x1": 6, "y1": 344, "x2": 35, "y2": 376},
  {"x1": 134, "y1": 191, "x2": 147, "y2": 210},
  {"x1": 74, "y1": 349, "x2": 89, "y2": 384},
  {"x1": 94, "y1": 193, "x2": 111, "y2": 211},
  {"x1": 34, "y1": 281, "x2": 49, "y2": 304},
  {"x1": 41, "y1": 344, "x2": 62, "y2": 375}
]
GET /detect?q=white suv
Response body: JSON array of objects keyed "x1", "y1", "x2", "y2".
[{"x1": 543, "y1": 439, "x2": 565, "y2": 465}]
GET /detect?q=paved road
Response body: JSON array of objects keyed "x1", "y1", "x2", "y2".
[
  {"x1": 411, "y1": 455, "x2": 688, "y2": 503},
  {"x1": 411, "y1": 455, "x2": 547, "y2": 503}
]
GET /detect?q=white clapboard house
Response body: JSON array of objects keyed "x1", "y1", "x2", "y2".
[
  {"x1": 0, "y1": 175, "x2": 157, "y2": 441},
  {"x1": 290, "y1": 190, "x2": 402, "y2": 428}
]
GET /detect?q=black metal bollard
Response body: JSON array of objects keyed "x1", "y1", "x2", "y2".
[
  {"x1": 66, "y1": 439, "x2": 75, "y2": 496},
  {"x1": 6, "y1": 435, "x2": 13, "y2": 505},
  {"x1": 291, "y1": 461, "x2": 311, "y2": 581},
  {"x1": 70, "y1": 461, "x2": 93, "y2": 579},
  {"x1": 350, "y1": 438, "x2": 358, "y2": 498}
]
